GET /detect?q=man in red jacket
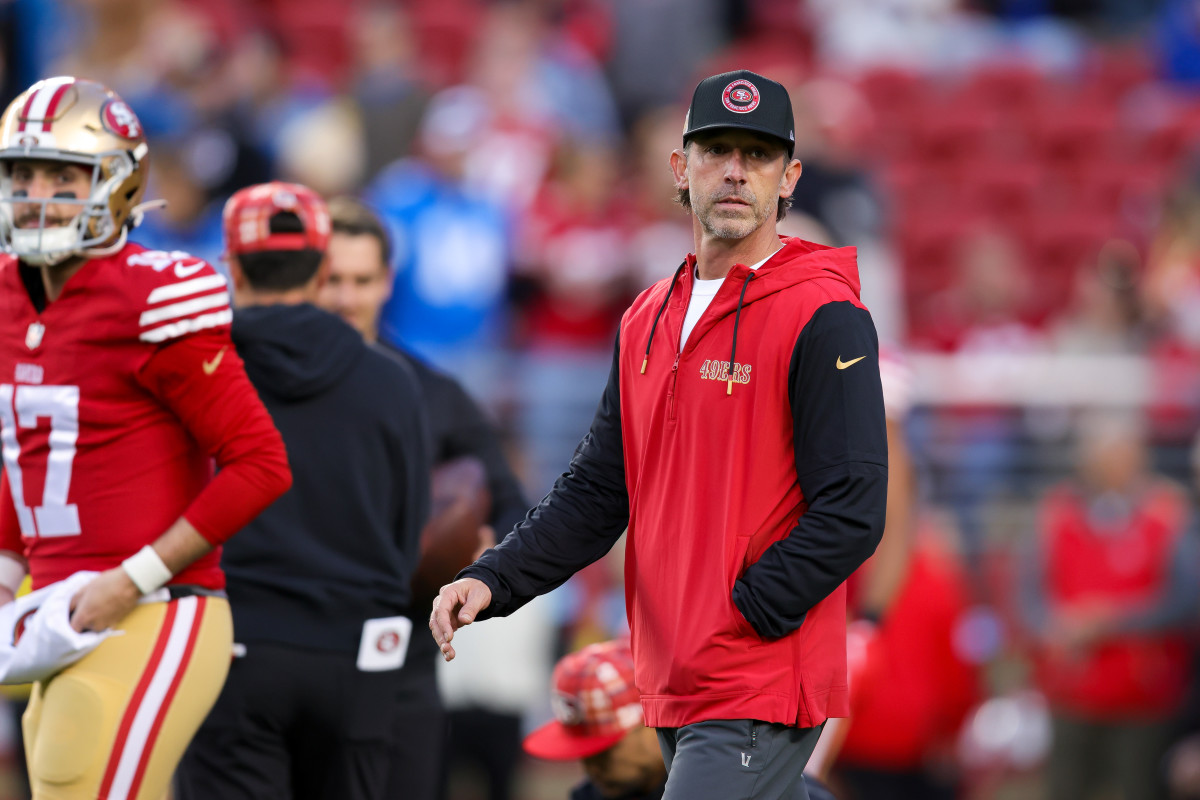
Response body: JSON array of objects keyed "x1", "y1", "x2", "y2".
[
  {"x1": 1020, "y1": 412, "x2": 1198, "y2": 800},
  {"x1": 431, "y1": 69, "x2": 888, "y2": 800}
]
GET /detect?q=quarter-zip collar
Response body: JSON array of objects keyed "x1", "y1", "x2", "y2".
[{"x1": 639, "y1": 236, "x2": 861, "y2": 380}]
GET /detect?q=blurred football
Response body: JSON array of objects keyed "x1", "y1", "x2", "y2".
[{"x1": 410, "y1": 456, "x2": 492, "y2": 603}]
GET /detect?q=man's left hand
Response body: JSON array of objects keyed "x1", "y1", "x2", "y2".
[{"x1": 69, "y1": 568, "x2": 142, "y2": 632}]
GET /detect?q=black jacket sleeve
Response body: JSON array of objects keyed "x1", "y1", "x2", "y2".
[
  {"x1": 377, "y1": 345, "x2": 530, "y2": 532},
  {"x1": 387, "y1": 352, "x2": 434, "y2": 560},
  {"x1": 459, "y1": 336, "x2": 629, "y2": 618},
  {"x1": 427, "y1": 371, "x2": 529, "y2": 533},
  {"x1": 731, "y1": 300, "x2": 888, "y2": 639}
]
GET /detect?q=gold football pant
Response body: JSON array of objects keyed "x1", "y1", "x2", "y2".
[{"x1": 22, "y1": 594, "x2": 231, "y2": 800}]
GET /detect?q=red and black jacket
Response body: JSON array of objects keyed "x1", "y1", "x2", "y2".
[{"x1": 463, "y1": 236, "x2": 887, "y2": 729}]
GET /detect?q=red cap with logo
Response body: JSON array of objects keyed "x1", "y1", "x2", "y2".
[
  {"x1": 223, "y1": 181, "x2": 331, "y2": 256},
  {"x1": 522, "y1": 639, "x2": 643, "y2": 761}
]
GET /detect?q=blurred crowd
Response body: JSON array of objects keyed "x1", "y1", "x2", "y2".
[{"x1": 7, "y1": 0, "x2": 1200, "y2": 798}]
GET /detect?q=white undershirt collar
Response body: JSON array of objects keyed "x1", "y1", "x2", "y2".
[{"x1": 680, "y1": 250, "x2": 777, "y2": 348}]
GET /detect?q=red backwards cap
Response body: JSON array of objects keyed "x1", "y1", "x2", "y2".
[
  {"x1": 223, "y1": 181, "x2": 331, "y2": 256},
  {"x1": 522, "y1": 639, "x2": 643, "y2": 761}
]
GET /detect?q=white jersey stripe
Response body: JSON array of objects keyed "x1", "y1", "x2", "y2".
[
  {"x1": 146, "y1": 274, "x2": 227, "y2": 305},
  {"x1": 107, "y1": 597, "x2": 198, "y2": 800},
  {"x1": 139, "y1": 309, "x2": 233, "y2": 343},
  {"x1": 24, "y1": 78, "x2": 73, "y2": 131},
  {"x1": 138, "y1": 292, "x2": 230, "y2": 327}
]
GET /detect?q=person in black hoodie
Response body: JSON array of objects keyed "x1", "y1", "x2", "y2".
[
  {"x1": 319, "y1": 196, "x2": 531, "y2": 800},
  {"x1": 175, "y1": 182, "x2": 432, "y2": 800}
]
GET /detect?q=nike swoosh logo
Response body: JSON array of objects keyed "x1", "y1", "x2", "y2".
[
  {"x1": 836, "y1": 355, "x2": 866, "y2": 370},
  {"x1": 175, "y1": 261, "x2": 206, "y2": 278},
  {"x1": 202, "y1": 347, "x2": 227, "y2": 376}
]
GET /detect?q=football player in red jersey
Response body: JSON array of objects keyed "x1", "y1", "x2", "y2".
[{"x1": 0, "y1": 76, "x2": 291, "y2": 799}]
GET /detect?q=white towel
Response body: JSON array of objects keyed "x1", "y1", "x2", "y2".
[{"x1": 0, "y1": 571, "x2": 121, "y2": 685}]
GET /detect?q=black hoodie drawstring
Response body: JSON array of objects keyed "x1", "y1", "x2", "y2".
[
  {"x1": 641, "y1": 263, "x2": 754, "y2": 393},
  {"x1": 641, "y1": 262, "x2": 685, "y2": 374},
  {"x1": 727, "y1": 271, "x2": 755, "y2": 395}
]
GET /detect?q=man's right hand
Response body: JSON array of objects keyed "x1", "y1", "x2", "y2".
[{"x1": 429, "y1": 578, "x2": 492, "y2": 662}]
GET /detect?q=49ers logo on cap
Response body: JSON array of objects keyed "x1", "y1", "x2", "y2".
[
  {"x1": 550, "y1": 691, "x2": 584, "y2": 725},
  {"x1": 101, "y1": 99, "x2": 141, "y2": 140},
  {"x1": 722, "y1": 79, "x2": 760, "y2": 114},
  {"x1": 272, "y1": 188, "x2": 298, "y2": 210}
]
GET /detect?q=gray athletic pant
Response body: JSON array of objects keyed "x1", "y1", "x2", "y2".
[{"x1": 656, "y1": 719, "x2": 823, "y2": 800}]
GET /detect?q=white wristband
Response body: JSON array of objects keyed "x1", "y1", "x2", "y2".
[
  {"x1": 0, "y1": 555, "x2": 26, "y2": 594},
  {"x1": 121, "y1": 546, "x2": 172, "y2": 595}
]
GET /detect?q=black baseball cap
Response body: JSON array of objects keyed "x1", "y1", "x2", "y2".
[{"x1": 682, "y1": 69, "x2": 795, "y2": 157}]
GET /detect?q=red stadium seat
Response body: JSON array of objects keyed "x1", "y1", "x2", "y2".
[
  {"x1": 854, "y1": 68, "x2": 931, "y2": 163},
  {"x1": 942, "y1": 86, "x2": 1035, "y2": 161},
  {"x1": 908, "y1": 104, "x2": 1003, "y2": 172},
  {"x1": 1083, "y1": 44, "x2": 1157, "y2": 105},
  {"x1": 1029, "y1": 94, "x2": 1123, "y2": 173},
  {"x1": 960, "y1": 160, "x2": 1041, "y2": 230},
  {"x1": 408, "y1": 0, "x2": 486, "y2": 86},
  {"x1": 259, "y1": 0, "x2": 356, "y2": 87},
  {"x1": 897, "y1": 211, "x2": 981, "y2": 300},
  {"x1": 883, "y1": 160, "x2": 968, "y2": 224},
  {"x1": 954, "y1": 64, "x2": 1050, "y2": 116},
  {"x1": 1024, "y1": 213, "x2": 1119, "y2": 316},
  {"x1": 1065, "y1": 160, "x2": 1168, "y2": 223},
  {"x1": 1127, "y1": 93, "x2": 1200, "y2": 173},
  {"x1": 855, "y1": 66, "x2": 926, "y2": 117}
]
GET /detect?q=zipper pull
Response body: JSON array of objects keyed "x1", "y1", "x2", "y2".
[{"x1": 672, "y1": 354, "x2": 680, "y2": 372}]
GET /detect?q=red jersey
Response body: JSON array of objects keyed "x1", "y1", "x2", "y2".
[
  {"x1": 0, "y1": 243, "x2": 291, "y2": 590},
  {"x1": 839, "y1": 530, "x2": 980, "y2": 770}
]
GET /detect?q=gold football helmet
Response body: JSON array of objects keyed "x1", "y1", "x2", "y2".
[{"x1": 0, "y1": 76, "x2": 152, "y2": 265}]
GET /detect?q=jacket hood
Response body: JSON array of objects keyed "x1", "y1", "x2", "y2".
[
  {"x1": 635, "y1": 237, "x2": 860, "y2": 389},
  {"x1": 232, "y1": 304, "x2": 365, "y2": 401},
  {"x1": 682, "y1": 236, "x2": 860, "y2": 307}
]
